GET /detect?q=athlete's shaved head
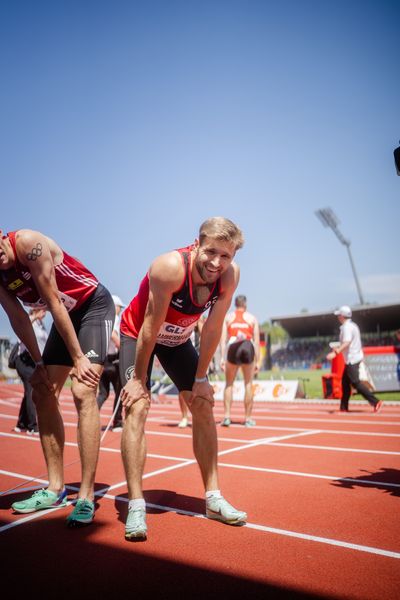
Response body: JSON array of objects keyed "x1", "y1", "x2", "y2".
[{"x1": 199, "y1": 217, "x2": 244, "y2": 250}]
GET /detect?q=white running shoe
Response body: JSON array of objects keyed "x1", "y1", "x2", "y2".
[
  {"x1": 206, "y1": 496, "x2": 247, "y2": 525},
  {"x1": 178, "y1": 417, "x2": 188, "y2": 428},
  {"x1": 125, "y1": 507, "x2": 147, "y2": 540}
]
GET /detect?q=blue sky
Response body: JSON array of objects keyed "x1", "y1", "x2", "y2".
[{"x1": 1, "y1": 0, "x2": 399, "y2": 340}]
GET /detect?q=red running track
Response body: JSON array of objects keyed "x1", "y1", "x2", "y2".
[{"x1": 1, "y1": 383, "x2": 399, "y2": 599}]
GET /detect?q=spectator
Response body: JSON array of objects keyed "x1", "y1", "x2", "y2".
[{"x1": 326, "y1": 305, "x2": 383, "y2": 413}]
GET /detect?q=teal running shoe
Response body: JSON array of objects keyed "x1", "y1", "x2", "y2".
[
  {"x1": 66, "y1": 499, "x2": 95, "y2": 527},
  {"x1": 12, "y1": 488, "x2": 68, "y2": 514},
  {"x1": 125, "y1": 507, "x2": 147, "y2": 540}
]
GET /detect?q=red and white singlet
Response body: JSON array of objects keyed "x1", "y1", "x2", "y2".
[
  {"x1": 121, "y1": 245, "x2": 221, "y2": 347},
  {"x1": 226, "y1": 308, "x2": 254, "y2": 344},
  {"x1": 0, "y1": 231, "x2": 98, "y2": 312}
]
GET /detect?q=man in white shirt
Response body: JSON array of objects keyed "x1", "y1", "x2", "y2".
[{"x1": 326, "y1": 305, "x2": 382, "y2": 413}]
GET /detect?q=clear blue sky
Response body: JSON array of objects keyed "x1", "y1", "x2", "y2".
[{"x1": 1, "y1": 0, "x2": 399, "y2": 340}]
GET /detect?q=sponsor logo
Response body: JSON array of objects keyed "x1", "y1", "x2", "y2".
[
  {"x1": 85, "y1": 349, "x2": 99, "y2": 358},
  {"x1": 8, "y1": 279, "x2": 24, "y2": 291},
  {"x1": 165, "y1": 324, "x2": 185, "y2": 334},
  {"x1": 125, "y1": 365, "x2": 135, "y2": 381},
  {"x1": 171, "y1": 298, "x2": 183, "y2": 310},
  {"x1": 177, "y1": 316, "x2": 197, "y2": 327},
  {"x1": 272, "y1": 384, "x2": 289, "y2": 398},
  {"x1": 22, "y1": 271, "x2": 32, "y2": 280}
]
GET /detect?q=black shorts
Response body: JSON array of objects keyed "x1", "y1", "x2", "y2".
[
  {"x1": 42, "y1": 284, "x2": 115, "y2": 367},
  {"x1": 119, "y1": 334, "x2": 198, "y2": 392},
  {"x1": 227, "y1": 340, "x2": 255, "y2": 365}
]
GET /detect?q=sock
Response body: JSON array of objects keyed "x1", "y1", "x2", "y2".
[
  {"x1": 206, "y1": 490, "x2": 222, "y2": 501},
  {"x1": 129, "y1": 498, "x2": 146, "y2": 511}
]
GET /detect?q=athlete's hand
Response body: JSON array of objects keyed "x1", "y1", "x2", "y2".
[
  {"x1": 71, "y1": 355, "x2": 100, "y2": 388},
  {"x1": 220, "y1": 358, "x2": 225, "y2": 372},
  {"x1": 120, "y1": 378, "x2": 150, "y2": 409},
  {"x1": 326, "y1": 351, "x2": 336, "y2": 362},
  {"x1": 29, "y1": 363, "x2": 53, "y2": 392},
  {"x1": 190, "y1": 380, "x2": 214, "y2": 407}
]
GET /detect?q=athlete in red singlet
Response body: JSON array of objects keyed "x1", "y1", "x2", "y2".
[
  {"x1": 220, "y1": 295, "x2": 260, "y2": 427},
  {"x1": 119, "y1": 217, "x2": 248, "y2": 540},
  {"x1": 0, "y1": 228, "x2": 115, "y2": 526}
]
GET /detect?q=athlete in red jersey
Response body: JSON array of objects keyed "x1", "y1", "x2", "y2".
[
  {"x1": 119, "y1": 217, "x2": 248, "y2": 540},
  {"x1": 220, "y1": 295, "x2": 260, "y2": 427},
  {"x1": 0, "y1": 228, "x2": 115, "y2": 526}
]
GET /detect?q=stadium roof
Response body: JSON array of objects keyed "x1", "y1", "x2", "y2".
[{"x1": 270, "y1": 302, "x2": 400, "y2": 338}]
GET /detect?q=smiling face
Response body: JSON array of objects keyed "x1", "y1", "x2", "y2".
[
  {"x1": 193, "y1": 236, "x2": 236, "y2": 284},
  {"x1": 0, "y1": 231, "x2": 14, "y2": 270}
]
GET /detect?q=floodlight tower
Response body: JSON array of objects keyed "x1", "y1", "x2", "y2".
[{"x1": 315, "y1": 207, "x2": 365, "y2": 305}]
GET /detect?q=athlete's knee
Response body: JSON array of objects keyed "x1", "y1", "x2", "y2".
[
  {"x1": 72, "y1": 379, "x2": 97, "y2": 409},
  {"x1": 191, "y1": 395, "x2": 214, "y2": 419},
  {"x1": 125, "y1": 397, "x2": 150, "y2": 421}
]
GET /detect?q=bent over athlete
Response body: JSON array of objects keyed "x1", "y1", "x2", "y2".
[
  {"x1": 0, "y1": 228, "x2": 115, "y2": 526},
  {"x1": 119, "y1": 217, "x2": 247, "y2": 540}
]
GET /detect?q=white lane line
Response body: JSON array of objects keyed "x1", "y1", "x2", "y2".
[
  {"x1": 217, "y1": 463, "x2": 400, "y2": 489},
  {"x1": 4, "y1": 487, "x2": 398, "y2": 559},
  {"x1": 244, "y1": 522, "x2": 400, "y2": 559},
  {"x1": 143, "y1": 417, "x2": 400, "y2": 438},
  {"x1": 268, "y1": 442, "x2": 400, "y2": 455},
  {"x1": 4, "y1": 459, "x2": 399, "y2": 494},
  {"x1": 2, "y1": 427, "x2": 399, "y2": 456}
]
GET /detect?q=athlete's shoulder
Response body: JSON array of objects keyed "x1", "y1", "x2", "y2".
[
  {"x1": 149, "y1": 249, "x2": 185, "y2": 288},
  {"x1": 220, "y1": 261, "x2": 240, "y2": 291}
]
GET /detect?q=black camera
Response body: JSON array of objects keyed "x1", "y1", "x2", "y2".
[{"x1": 394, "y1": 142, "x2": 400, "y2": 176}]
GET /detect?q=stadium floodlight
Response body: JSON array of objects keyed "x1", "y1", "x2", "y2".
[{"x1": 315, "y1": 207, "x2": 365, "y2": 305}]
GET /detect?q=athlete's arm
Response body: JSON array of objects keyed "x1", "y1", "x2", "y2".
[
  {"x1": 219, "y1": 314, "x2": 230, "y2": 371},
  {"x1": 193, "y1": 263, "x2": 240, "y2": 403},
  {"x1": 0, "y1": 286, "x2": 43, "y2": 363},
  {"x1": 0, "y1": 285, "x2": 53, "y2": 390},
  {"x1": 15, "y1": 230, "x2": 99, "y2": 387},
  {"x1": 120, "y1": 252, "x2": 184, "y2": 409}
]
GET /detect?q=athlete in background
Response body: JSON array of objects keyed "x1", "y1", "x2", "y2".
[
  {"x1": 220, "y1": 295, "x2": 260, "y2": 427},
  {"x1": 0, "y1": 228, "x2": 115, "y2": 526},
  {"x1": 119, "y1": 217, "x2": 247, "y2": 540}
]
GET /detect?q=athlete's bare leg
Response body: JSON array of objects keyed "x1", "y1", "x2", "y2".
[
  {"x1": 121, "y1": 397, "x2": 150, "y2": 499},
  {"x1": 181, "y1": 390, "x2": 218, "y2": 491},
  {"x1": 71, "y1": 363, "x2": 104, "y2": 501},
  {"x1": 242, "y1": 362, "x2": 255, "y2": 420},
  {"x1": 178, "y1": 392, "x2": 189, "y2": 426},
  {"x1": 223, "y1": 362, "x2": 239, "y2": 420},
  {"x1": 32, "y1": 365, "x2": 71, "y2": 495}
]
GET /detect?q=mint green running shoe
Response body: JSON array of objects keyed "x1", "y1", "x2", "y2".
[
  {"x1": 12, "y1": 488, "x2": 68, "y2": 514},
  {"x1": 66, "y1": 499, "x2": 95, "y2": 527}
]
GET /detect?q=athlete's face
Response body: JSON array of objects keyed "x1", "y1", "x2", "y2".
[
  {"x1": 193, "y1": 237, "x2": 236, "y2": 284},
  {"x1": 0, "y1": 231, "x2": 13, "y2": 270}
]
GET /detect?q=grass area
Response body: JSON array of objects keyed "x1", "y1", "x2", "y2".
[{"x1": 210, "y1": 368, "x2": 400, "y2": 401}]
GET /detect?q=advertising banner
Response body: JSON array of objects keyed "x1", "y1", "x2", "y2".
[{"x1": 211, "y1": 380, "x2": 298, "y2": 402}]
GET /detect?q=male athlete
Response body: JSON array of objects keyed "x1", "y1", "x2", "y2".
[
  {"x1": 220, "y1": 295, "x2": 260, "y2": 426},
  {"x1": 0, "y1": 228, "x2": 115, "y2": 526},
  {"x1": 119, "y1": 217, "x2": 247, "y2": 540}
]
